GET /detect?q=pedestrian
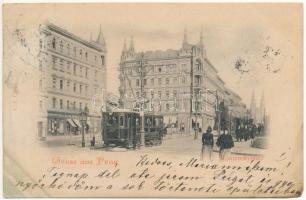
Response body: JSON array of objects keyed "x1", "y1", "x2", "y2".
[
  {"x1": 250, "y1": 124, "x2": 257, "y2": 145},
  {"x1": 236, "y1": 125, "x2": 241, "y2": 142},
  {"x1": 201, "y1": 126, "x2": 214, "y2": 161},
  {"x1": 216, "y1": 128, "x2": 234, "y2": 160}
]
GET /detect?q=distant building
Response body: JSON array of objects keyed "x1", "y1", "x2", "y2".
[
  {"x1": 37, "y1": 23, "x2": 107, "y2": 139},
  {"x1": 118, "y1": 29, "x2": 246, "y2": 132}
]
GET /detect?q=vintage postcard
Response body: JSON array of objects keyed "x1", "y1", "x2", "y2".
[{"x1": 2, "y1": 3, "x2": 303, "y2": 197}]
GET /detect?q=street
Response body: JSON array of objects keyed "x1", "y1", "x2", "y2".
[{"x1": 40, "y1": 132, "x2": 266, "y2": 160}]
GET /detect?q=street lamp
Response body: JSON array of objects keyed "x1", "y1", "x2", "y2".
[{"x1": 80, "y1": 106, "x2": 89, "y2": 148}]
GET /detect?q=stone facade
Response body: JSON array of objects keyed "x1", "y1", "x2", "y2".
[
  {"x1": 37, "y1": 23, "x2": 107, "y2": 140},
  {"x1": 118, "y1": 29, "x2": 247, "y2": 133}
]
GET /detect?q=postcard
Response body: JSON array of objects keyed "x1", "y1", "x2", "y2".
[{"x1": 2, "y1": 3, "x2": 303, "y2": 197}]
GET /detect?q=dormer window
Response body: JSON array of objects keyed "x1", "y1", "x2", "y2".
[{"x1": 52, "y1": 37, "x2": 56, "y2": 49}]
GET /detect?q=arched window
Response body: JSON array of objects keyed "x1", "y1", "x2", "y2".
[
  {"x1": 195, "y1": 59, "x2": 202, "y2": 72},
  {"x1": 60, "y1": 41, "x2": 63, "y2": 52}
]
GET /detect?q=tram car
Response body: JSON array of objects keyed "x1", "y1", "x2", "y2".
[{"x1": 101, "y1": 110, "x2": 164, "y2": 148}]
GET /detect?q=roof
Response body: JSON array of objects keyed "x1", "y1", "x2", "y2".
[
  {"x1": 135, "y1": 49, "x2": 180, "y2": 60},
  {"x1": 45, "y1": 23, "x2": 105, "y2": 52}
]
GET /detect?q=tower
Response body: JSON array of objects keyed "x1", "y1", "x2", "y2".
[
  {"x1": 250, "y1": 90, "x2": 256, "y2": 122},
  {"x1": 95, "y1": 24, "x2": 107, "y2": 51},
  {"x1": 259, "y1": 91, "x2": 265, "y2": 123}
]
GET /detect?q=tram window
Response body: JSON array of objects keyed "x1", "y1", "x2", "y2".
[
  {"x1": 119, "y1": 116, "x2": 124, "y2": 127},
  {"x1": 136, "y1": 118, "x2": 140, "y2": 126}
]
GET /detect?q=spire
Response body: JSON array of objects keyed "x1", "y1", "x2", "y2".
[
  {"x1": 250, "y1": 90, "x2": 257, "y2": 121},
  {"x1": 123, "y1": 38, "x2": 127, "y2": 52},
  {"x1": 96, "y1": 24, "x2": 106, "y2": 47},
  {"x1": 183, "y1": 27, "x2": 188, "y2": 44},
  {"x1": 199, "y1": 28, "x2": 203, "y2": 46},
  {"x1": 129, "y1": 36, "x2": 135, "y2": 53}
]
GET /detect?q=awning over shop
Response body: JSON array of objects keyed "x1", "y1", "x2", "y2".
[
  {"x1": 72, "y1": 119, "x2": 82, "y2": 127},
  {"x1": 67, "y1": 119, "x2": 77, "y2": 128}
]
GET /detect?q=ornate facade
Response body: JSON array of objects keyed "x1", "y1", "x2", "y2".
[{"x1": 118, "y1": 29, "x2": 246, "y2": 132}]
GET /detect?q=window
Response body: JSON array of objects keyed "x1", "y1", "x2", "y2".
[
  {"x1": 173, "y1": 77, "x2": 177, "y2": 84},
  {"x1": 144, "y1": 79, "x2": 147, "y2": 86},
  {"x1": 85, "y1": 68, "x2": 88, "y2": 78},
  {"x1": 166, "y1": 91, "x2": 169, "y2": 98},
  {"x1": 136, "y1": 79, "x2": 140, "y2": 86},
  {"x1": 60, "y1": 99, "x2": 63, "y2": 109},
  {"x1": 67, "y1": 44, "x2": 70, "y2": 55},
  {"x1": 80, "y1": 49, "x2": 82, "y2": 58},
  {"x1": 166, "y1": 103, "x2": 170, "y2": 111},
  {"x1": 60, "y1": 41, "x2": 63, "y2": 52},
  {"x1": 67, "y1": 100, "x2": 70, "y2": 109},
  {"x1": 79, "y1": 84, "x2": 82, "y2": 94},
  {"x1": 52, "y1": 57, "x2": 57, "y2": 69},
  {"x1": 158, "y1": 78, "x2": 161, "y2": 85},
  {"x1": 52, "y1": 77, "x2": 56, "y2": 88},
  {"x1": 67, "y1": 61, "x2": 70, "y2": 72},
  {"x1": 151, "y1": 78, "x2": 154, "y2": 85},
  {"x1": 73, "y1": 64, "x2": 77, "y2": 75},
  {"x1": 73, "y1": 83, "x2": 76, "y2": 92},
  {"x1": 136, "y1": 91, "x2": 139, "y2": 98},
  {"x1": 94, "y1": 70, "x2": 98, "y2": 80},
  {"x1": 101, "y1": 55, "x2": 105, "y2": 66},
  {"x1": 73, "y1": 47, "x2": 76, "y2": 56},
  {"x1": 79, "y1": 102, "x2": 82, "y2": 111},
  {"x1": 158, "y1": 67, "x2": 162, "y2": 73},
  {"x1": 52, "y1": 97, "x2": 56, "y2": 108},
  {"x1": 60, "y1": 59, "x2": 63, "y2": 71},
  {"x1": 182, "y1": 76, "x2": 186, "y2": 84},
  {"x1": 85, "y1": 85, "x2": 88, "y2": 94},
  {"x1": 94, "y1": 55, "x2": 97, "y2": 63},
  {"x1": 73, "y1": 102, "x2": 76, "y2": 110},
  {"x1": 39, "y1": 79, "x2": 42, "y2": 90},
  {"x1": 60, "y1": 80, "x2": 63, "y2": 90},
  {"x1": 158, "y1": 91, "x2": 162, "y2": 98},
  {"x1": 52, "y1": 38, "x2": 56, "y2": 49},
  {"x1": 166, "y1": 78, "x2": 169, "y2": 85},
  {"x1": 39, "y1": 100, "x2": 43, "y2": 111},
  {"x1": 119, "y1": 116, "x2": 124, "y2": 127},
  {"x1": 173, "y1": 90, "x2": 177, "y2": 98},
  {"x1": 85, "y1": 52, "x2": 88, "y2": 60},
  {"x1": 39, "y1": 60, "x2": 42, "y2": 71},
  {"x1": 66, "y1": 81, "x2": 70, "y2": 91},
  {"x1": 80, "y1": 66, "x2": 83, "y2": 77},
  {"x1": 39, "y1": 40, "x2": 42, "y2": 49}
]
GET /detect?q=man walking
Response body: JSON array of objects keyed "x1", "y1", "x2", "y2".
[
  {"x1": 201, "y1": 126, "x2": 214, "y2": 161},
  {"x1": 216, "y1": 128, "x2": 234, "y2": 160}
]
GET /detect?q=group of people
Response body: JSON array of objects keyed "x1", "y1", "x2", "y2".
[
  {"x1": 235, "y1": 123, "x2": 264, "y2": 144},
  {"x1": 201, "y1": 126, "x2": 234, "y2": 161}
]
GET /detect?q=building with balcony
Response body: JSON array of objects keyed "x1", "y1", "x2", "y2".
[
  {"x1": 118, "y1": 29, "x2": 247, "y2": 132},
  {"x1": 37, "y1": 23, "x2": 107, "y2": 140}
]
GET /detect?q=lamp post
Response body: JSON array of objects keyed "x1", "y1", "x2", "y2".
[{"x1": 80, "y1": 107, "x2": 89, "y2": 148}]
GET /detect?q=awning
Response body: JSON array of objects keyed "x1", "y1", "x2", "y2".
[
  {"x1": 72, "y1": 119, "x2": 82, "y2": 127},
  {"x1": 67, "y1": 119, "x2": 77, "y2": 128}
]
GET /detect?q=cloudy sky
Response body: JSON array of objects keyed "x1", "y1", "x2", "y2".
[{"x1": 5, "y1": 3, "x2": 301, "y2": 110}]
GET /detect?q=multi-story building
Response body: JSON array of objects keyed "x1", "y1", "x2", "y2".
[
  {"x1": 37, "y1": 23, "x2": 107, "y2": 140},
  {"x1": 118, "y1": 29, "x2": 246, "y2": 132}
]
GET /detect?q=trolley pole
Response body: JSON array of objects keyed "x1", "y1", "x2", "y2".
[{"x1": 139, "y1": 52, "x2": 146, "y2": 148}]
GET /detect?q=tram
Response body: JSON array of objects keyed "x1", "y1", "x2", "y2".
[{"x1": 101, "y1": 110, "x2": 164, "y2": 148}]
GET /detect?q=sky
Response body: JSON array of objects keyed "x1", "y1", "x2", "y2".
[{"x1": 4, "y1": 3, "x2": 301, "y2": 110}]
